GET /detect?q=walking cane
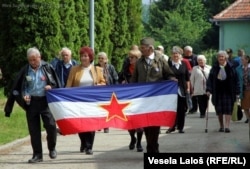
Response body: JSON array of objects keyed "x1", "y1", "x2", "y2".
[{"x1": 205, "y1": 95, "x2": 210, "y2": 133}]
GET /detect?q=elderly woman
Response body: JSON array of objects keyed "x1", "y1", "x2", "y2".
[
  {"x1": 95, "y1": 52, "x2": 119, "y2": 133},
  {"x1": 119, "y1": 49, "x2": 144, "y2": 152},
  {"x1": 206, "y1": 51, "x2": 240, "y2": 133},
  {"x1": 166, "y1": 46, "x2": 190, "y2": 133},
  {"x1": 190, "y1": 55, "x2": 211, "y2": 118},
  {"x1": 66, "y1": 46, "x2": 106, "y2": 155},
  {"x1": 119, "y1": 49, "x2": 142, "y2": 84}
]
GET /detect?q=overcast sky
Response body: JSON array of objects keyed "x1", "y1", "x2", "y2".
[{"x1": 142, "y1": 0, "x2": 150, "y2": 4}]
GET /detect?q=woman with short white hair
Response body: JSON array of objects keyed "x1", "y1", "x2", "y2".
[
  {"x1": 190, "y1": 55, "x2": 211, "y2": 118},
  {"x1": 206, "y1": 50, "x2": 240, "y2": 133}
]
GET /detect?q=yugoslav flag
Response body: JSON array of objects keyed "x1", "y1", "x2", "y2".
[{"x1": 46, "y1": 80, "x2": 178, "y2": 135}]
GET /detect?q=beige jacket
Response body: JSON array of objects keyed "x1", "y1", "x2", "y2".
[
  {"x1": 190, "y1": 65, "x2": 211, "y2": 96},
  {"x1": 66, "y1": 65, "x2": 106, "y2": 87}
]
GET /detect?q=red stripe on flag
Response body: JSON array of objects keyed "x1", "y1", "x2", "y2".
[{"x1": 56, "y1": 111, "x2": 176, "y2": 135}]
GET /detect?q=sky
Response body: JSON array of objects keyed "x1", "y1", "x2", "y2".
[{"x1": 142, "y1": 0, "x2": 150, "y2": 4}]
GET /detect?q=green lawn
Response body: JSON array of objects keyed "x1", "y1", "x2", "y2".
[{"x1": 0, "y1": 88, "x2": 29, "y2": 145}]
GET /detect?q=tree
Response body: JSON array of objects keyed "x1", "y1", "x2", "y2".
[
  {"x1": 202, "y1": 0, "x2": 235, "y2": 49},
  {"x1": 94, "y1": 0, "x2": 114, "y2": 60},
  {"x1": 110, "y1": 0, "x2": 142, "y2": 70},
  {"x1": 0, "y1": 0, "x2": 61, "y2": 94},
  {"x1": 145, "y1": 0, "x2": 211, "y2": 53}
]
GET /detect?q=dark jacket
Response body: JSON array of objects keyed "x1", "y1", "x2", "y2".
[
  {"x1": 131, "y1": 52, "x2": 175, "y2": 83},
  {"x1": 4, "y1": 61, "x2": 61, "y2": 117},
  {"x1": 206, "y1": 61, "x2": 240, "y2": 106},
  {"x1": 118, "y1": 57, "x2": 131, "y2": 83},
  {"x1": 95, "y1": 63, "x2": 119, "y2": 85},
  {"x1": 168, "y1": 60, "x2": 190, "y2": 97},
  {"x1": 53, "y1": 59, "x2": 78, "y2": 87}
]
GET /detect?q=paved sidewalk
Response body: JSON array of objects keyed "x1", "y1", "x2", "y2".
[{"x1": 0, "y1": 105, "x2": 250, "y2": 169}]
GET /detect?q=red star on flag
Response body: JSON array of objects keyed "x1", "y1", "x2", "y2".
[{"x1": 100, "y1": 92, "x2": 130, "y2": 122}]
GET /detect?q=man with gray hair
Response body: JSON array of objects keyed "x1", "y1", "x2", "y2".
[
  {"x1": 4, "y1": 47, "x2": 61, "y2": 163},
  {"x1": 131, "y1": 37, "x2": 176, "y2": 153},
  {"x1": 52, "y1": 47, "x2": 78, "y2": 87},
  {"x1": 183, "y1": 45, "x2": 198, "y2": 114},
  {"x1": 156, "y1": 45, "x2": 169, "y2": 61}
]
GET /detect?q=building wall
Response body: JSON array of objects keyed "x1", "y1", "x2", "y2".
[{"x1": 219, "y1": 21, "x2": 250, "y2": 55}]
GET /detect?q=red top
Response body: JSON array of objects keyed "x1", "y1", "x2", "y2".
[{"x1": 182, "y1": 58, "x2": 192, "y2": 72}]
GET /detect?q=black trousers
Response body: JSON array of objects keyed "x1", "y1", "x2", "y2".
[
  {"x1": 197, "y1": 94, "x2": 209, "y2": 116},
  {"x1": 190, "y1": 95, "x2": 198, "y2": 112},
  {"x1": 172, "y1": 95, "x2": 187, "y2": 131},
  {"x1": 78, "y1": 131, "x2": 95, "y2": 150},
  {"x1": 26, "y1": 96, "x2": 57, "y2": 156},
  {"x1": 144, "y1": 126, "x2": 160, "y2": 153}
]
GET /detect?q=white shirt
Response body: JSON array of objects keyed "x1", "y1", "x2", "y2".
[
  {"x1": 172, "y1": 60, "x2": 182, "y2": 70},
  {"x1": 145, "y1": 53, "x2": 155, "y2": 64},
  {"x1": 64, "y1": 60, "x2": 73, "y2": 69},
  {"x1": 79, "y1": 65, "x2": 94, "y2": 87}
]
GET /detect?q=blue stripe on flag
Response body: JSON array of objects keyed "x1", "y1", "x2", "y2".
[{"x1": 46, "y1": 80, "x2": 178, "y2": 103}]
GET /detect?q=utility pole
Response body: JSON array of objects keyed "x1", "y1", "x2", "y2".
[{"x1": 89, "y1": 0, "x2": 94, "y2": 49}]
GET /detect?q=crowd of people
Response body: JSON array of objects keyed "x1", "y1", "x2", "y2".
[{"x1": 3, "y1": 37, "x2": 250, "y2": 163}]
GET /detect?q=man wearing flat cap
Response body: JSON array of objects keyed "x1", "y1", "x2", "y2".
[{"x1": 131, "y1": 37, "x2": 176, "y2": 153}]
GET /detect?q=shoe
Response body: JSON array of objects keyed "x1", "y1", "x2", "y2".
[
  {"x1": 225, "y1": 128, "x2": 230, "y2": 133},
  {"x1": 49, "y1": 150, "x2": 57, "y2": 159},
  {"x1": 85, "y1": 149, "x2": 93, "y2": 155},
  {"x1": 129, "y1": 137, "x2": 136, "y2": 150},
  {"x1": 28, "y1": 155, "x2": 43, "y2": 163},
  {"x1": 200, "y1": 115, "x2": 205, "y2": 118},
  {"x1": 178, "y1": 130, "x2": 185, "y2": 133},
  {"x1": 188, "y1": 110, "x2": 197, "y2": 114},
  {"x1": 104, "y1": 128, "x2": 109, "y2": 133},
  {"x1": 166, "y1": 128, "x2": 175, "y2": 133},
  {"x1": 218, "y1": 128, "x2": 224, "y2": 132},
  {"x1": 136, "y1": 144, "x2": 143, "y2": 152},
  {"x1": 56, "y1": 128, "x2": 62, "y2": 135},
  {"x1": 245, "y1": 119, "x2": 249, "y2": 123},
  {"x1": 80, "y1": 143, "x2": 86, "y2": 153}
]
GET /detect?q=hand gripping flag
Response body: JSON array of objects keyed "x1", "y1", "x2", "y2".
[{"x1": 46, "y1": 80, "x2": 178, "y2": 135}]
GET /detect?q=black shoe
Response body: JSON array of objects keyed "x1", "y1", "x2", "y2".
[
  {"x1": 85, "y1": 149, "x2": 93, "y2": 155},
  {"x1": 218, "y1": 128, "x2": 224, "y2": 132},
  {"x1": 178, "y1": 130, "x2": 185, "y2": 133},
  {"x1": 49, "y1": 150, "x2": 57, "y2": 159},
  {"x1": 225, "y1": 128, "x2": 230, "y2": 133},
  {"x1": 80, "y1": 143, "x2": 86, "y2": 153},
  {"x1": 136, "y1": 144, "x2": 143, "y2": 152},
  {"x1": 104, "y1": 128, "x2": 109, "y2": 133},
  {"x1": 166, "y1": 128, "x2": 175, "y2": 133},
  {"x1": 28, "y1": 155, "x2": 43, "y2": 163},
  {"x1": 200, "y1": 115, "x2": 205, "y2": 118},
  {"x1": 245, "y1": 119, "x2": 249, "y2": 123},
  {"x1": 56, "y1": 128, "x2": 62, "y2": 135},
  {"x1": 188, "y1": 110, "x2": 197, "y2": 114},
  {"x1": 129, "y1": 137, "x2": 136, "y2": 150}
]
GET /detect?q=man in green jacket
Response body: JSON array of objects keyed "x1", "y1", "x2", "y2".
[{"x1": 131, "y1": 37, "x2": 176, "y2": 153}]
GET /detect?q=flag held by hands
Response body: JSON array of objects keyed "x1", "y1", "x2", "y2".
[{"x1": 46, "y1": 80, "x2": 178, "y2": 135}]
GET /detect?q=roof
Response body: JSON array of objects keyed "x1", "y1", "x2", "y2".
[{"x1": 213, "y1": 0, "x2": 250, "y2": 21}]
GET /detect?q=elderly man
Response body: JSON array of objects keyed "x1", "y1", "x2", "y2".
[
  {"x1": 131, "y1": 37, "x2": 176, "y2": 153},
  {"x1": 156, "y1": 45, "x2": 169, "y2": 61},
  {"x1": 183, "y1": 46, "x2": 198, "y2": 114},
  {"x1": 4, "y1": 47, "x2": 61, "y2": 163},
  {"x1": 52, "y1": 47, "x2": 78, "y2": 87}
]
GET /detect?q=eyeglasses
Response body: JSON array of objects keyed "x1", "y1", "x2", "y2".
[{"x1": 98, "y1": 57, "x2": 104, "y2": 60}]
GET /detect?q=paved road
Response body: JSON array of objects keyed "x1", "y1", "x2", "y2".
[{"x1": 0, "y1": 102, "x2": 249, "y2": 169}]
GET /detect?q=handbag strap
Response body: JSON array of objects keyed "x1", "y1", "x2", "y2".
[{"x1": 200, "y1": 68, "x2": 208, "y2": 80}]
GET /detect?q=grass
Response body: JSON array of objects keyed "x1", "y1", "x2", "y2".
[{"x1": 0, "y1": 88, "x2": 29, "y2": 145}]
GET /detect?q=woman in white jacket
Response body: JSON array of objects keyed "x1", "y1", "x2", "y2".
[{"x1": 190, "y1": 55, "x2": 211, "y2": 118}]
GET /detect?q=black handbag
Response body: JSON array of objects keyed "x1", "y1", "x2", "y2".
[{"x1": 237, "y1": 105, "x2": 243, "y2": 121}]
